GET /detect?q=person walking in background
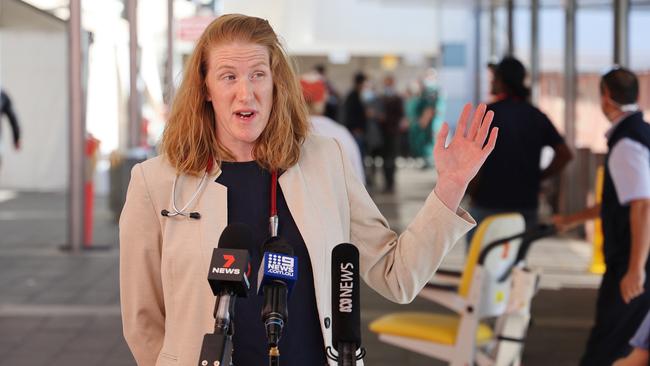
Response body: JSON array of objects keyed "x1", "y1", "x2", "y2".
[
  {"x1": 422, "y1": 69, "x2": 446, "y2": 154},
  {"x1": 0, "y1": 89, "x2": 21, "y2": 169},
  {"x1": 406, "y1": 74, "x2": 441, "y2": 170},
  {"x1": 398, "y1": 86, "x2": 414, "y2": 160},
  {"x1": 363, "y1": 80, "x2": 384, "y2": 188},
  {"x1": 376, "y1": 75, "x2": 404, "y2": 193},
  {"x1": 342, "y1": 72, "x2": 368, "y2": 156},
  {"x1": 404, "y1": 81, "x2": 423, "y2": 163},
  {"x1": 467, "y1": 56, "x2": 572, "y2": 242},
  {"x1": 314, "y1": 64, "x2": 340, "y2": 122},
  {"x1": 554, "y1": 67, "x2": 650, "y2": 366},
  {"x1": 300, "y1": 72, "x2": 365, "y2": 184}
]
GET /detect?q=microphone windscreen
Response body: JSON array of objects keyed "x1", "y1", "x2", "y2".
[
  {"x1": 262, "y1": 236, "x2": 294, "y2": 256},
  {"x1": 218, "y1": 222, "x2": 254, "y2": 250},
  {"x1": 257, "y1": 236, "x2": 298, "y2": 295},
  {"x1": 208, "y1": 223, "x2": 253, "y2": 297},
  {"x1": 331, "y1": 243, "x2": 361, "y2": 349}
]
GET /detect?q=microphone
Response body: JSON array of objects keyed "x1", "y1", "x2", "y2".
[
  {"x1": 257, "y1": 237, "x2": 298, "y2": 352},
  {"x1": 199, "y1": 223, "x2": 252, "y2": 366},
  {"x1": 328, "y1": 243, "x2": 365, "y2": 366}
]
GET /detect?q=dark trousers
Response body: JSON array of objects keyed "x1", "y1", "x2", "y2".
[
  {"x1": 381, "y1": 133, "x2": 397, "y2": 191},
  {"x1": 579, "y1": 263, "x2": 650, "y2": 366}
]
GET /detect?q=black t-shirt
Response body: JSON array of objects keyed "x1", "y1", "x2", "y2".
[
  {"x1": 343, "y1": 90, "x2": 367, "y2": 132},
  {"x1": 472, "y1": 98, "x2": 564, "y2": 210},
  {"x1": 215, "y1": 161, "x2": 326, "y2": 365}
]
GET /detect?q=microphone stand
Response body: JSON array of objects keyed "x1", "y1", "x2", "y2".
[
  {"x1": 198, "y1": 293, "x2": 236, "y2": 366},
  {"x1": 269, "y1": 346, "x2": 280, "y2": 366},
  {"x1": 326, "y1": 343, "x2": 366, "y2": 366},
  {"x1": 338, "y1": 343, "x2": 356, "y2": 366},
  {"x1": 214, "y1": 293, "x2": 235, "y2": 333},
  {"x1": 261, "y1": 273, "x2": 289, "y2": 366}
]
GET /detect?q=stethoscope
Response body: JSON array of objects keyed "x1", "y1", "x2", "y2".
[{"x1": 160, "y1": 160, "x2": 280, "y2": 237}]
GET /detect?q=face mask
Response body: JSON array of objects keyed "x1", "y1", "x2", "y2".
[
  {"x1": 620, "y1": 103, "x2": 640, "y2": 113},
  {"x1": 361, "y1": 90, "x2": 375, "y2": 102},
  {"x1": 423, "y1": 78, "x2": 437, "y2": 90},
  {"x1": 383, "y1": 87, "x2": 396, "y2": 96}
]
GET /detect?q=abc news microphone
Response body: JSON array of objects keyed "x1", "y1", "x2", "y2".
[
  {"x1": 257, "y1": 237, "x2": 298, "y2": 364},
  {"x1": 328, "y1": 243, "x2": 366, "y2": 366},
  {"x1": 199, "y1": 223, "x2": 252, "y2": 366}
]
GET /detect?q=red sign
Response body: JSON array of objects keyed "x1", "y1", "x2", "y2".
[{"x1": 177, "y1": 16, "x2": 216, "y2": 42}]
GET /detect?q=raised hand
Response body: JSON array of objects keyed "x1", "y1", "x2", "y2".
[{"x1": 433, "y1": 103, "x2": 498, "y2": 211}]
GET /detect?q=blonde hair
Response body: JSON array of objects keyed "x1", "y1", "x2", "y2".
[{"x1": 161, "y1": 14, "x2": 310, "y2": 175}]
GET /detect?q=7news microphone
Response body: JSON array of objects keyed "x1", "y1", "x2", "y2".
[
  {"x1": 198, "y1": 223, "x2": 252, "y2": 366},
  {"x1": 257, "y1": 236, "x2": 298, "y2": 365},
  {"x1": 328, "y1": 243, "x2": 366, "y2": 366}
]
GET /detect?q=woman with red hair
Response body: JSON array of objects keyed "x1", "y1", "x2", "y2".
[{"x1": 120, "y1": 14, "x2": 498, "y2": 366}]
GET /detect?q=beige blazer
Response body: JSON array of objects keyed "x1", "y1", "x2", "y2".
[{"x1": 120, "y1": 134, "x2": 475, "y2": 366}]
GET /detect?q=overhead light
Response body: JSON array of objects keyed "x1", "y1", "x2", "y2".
[{"x1": 381, "y1": 54, "x2": 399, "y2": 70}]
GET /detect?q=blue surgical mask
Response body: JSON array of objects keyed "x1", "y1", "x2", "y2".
[
  {"x1": 383, "y1": 87, "x2": 396, "y2": 96},
  {"x1": 361, "y1": 89, "x2": 375, "y2": 102}
]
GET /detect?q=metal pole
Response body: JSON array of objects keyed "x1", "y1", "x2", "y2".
[
  {"x1": 165, "y1": 0, "x2": 175, "y2": 105},
  {"x1": 473, "y1": 2, "x2": 482, "y2": 105},
  {"x1": 614, "y1": 0, "x2": 629, "y2": 66},
  {"x1": 564, "y1": 0, "x2": 576, "y2": 151},
  {"x1": 489, "y1": 0, "x2": 497, "y2": 60},
  {"x1": 562, "y1": 0, "x2": 578, "y2": 214},
  {"x1": 530, "y1": 0, "x2": 540, "y2": 104},
  {"x1": 0, "y1": 2, "x2": 3, "y2": 89},
  {"x1": 507, "y1": 0, "x2": 514, "y2": 56},
  {"x1": 128, "y1": 0, "x2": 140, "y2": 148},
  {"x1": 68, "y1": 0, "x2": 84, "y2": 252}
]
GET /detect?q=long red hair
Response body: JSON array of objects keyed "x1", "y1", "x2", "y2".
[{"x1": 161, "y1": 14, "x2": 309, "y2": 175}]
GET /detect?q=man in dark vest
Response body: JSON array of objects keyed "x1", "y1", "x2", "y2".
[{"x1": 554, "y1": 67, "x2": 650, "y2": 365}]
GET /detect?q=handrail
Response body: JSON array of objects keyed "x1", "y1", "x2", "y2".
[{"x1": 477, "y1": 224, "x2": 557, "y2": 282}]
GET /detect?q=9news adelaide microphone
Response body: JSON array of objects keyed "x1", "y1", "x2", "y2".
[
  {"x1": 199, "y1": 223, "x2": 252, "y2": 366},
  {"x1": 257, "y1": 236, "x2": 298, "y2": 364},
  {"x1": 328, "y1": 243, "x2": 366, "y2": 366}
]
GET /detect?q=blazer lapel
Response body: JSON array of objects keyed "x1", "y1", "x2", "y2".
[{"x1": 279, "y1": 162, "x2": 329, "y2": 307}]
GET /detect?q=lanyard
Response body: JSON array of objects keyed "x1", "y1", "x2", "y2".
[{"x1": 269, "y1": 171, "x2": 279, "y2": 237}]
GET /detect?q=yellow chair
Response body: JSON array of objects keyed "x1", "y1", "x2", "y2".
[{"x1": 370, "y1": 213, "x2": 526, "y2": 366}]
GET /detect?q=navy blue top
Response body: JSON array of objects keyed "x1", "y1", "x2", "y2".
[
  {"x1": 216, "y1": 161, "x2": 326, "y2": 365},
  {"x1": 471, "y1": 98, "x2": 565, "y2": 210}
]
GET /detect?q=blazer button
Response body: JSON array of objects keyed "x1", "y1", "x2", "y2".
[{"x1": 324, "y1": 317, "x2": 331, "y2": 329}]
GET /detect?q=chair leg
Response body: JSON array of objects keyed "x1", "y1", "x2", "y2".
[{"x1": 475, "y1": 349, "x2": 495, "y2": 366}]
